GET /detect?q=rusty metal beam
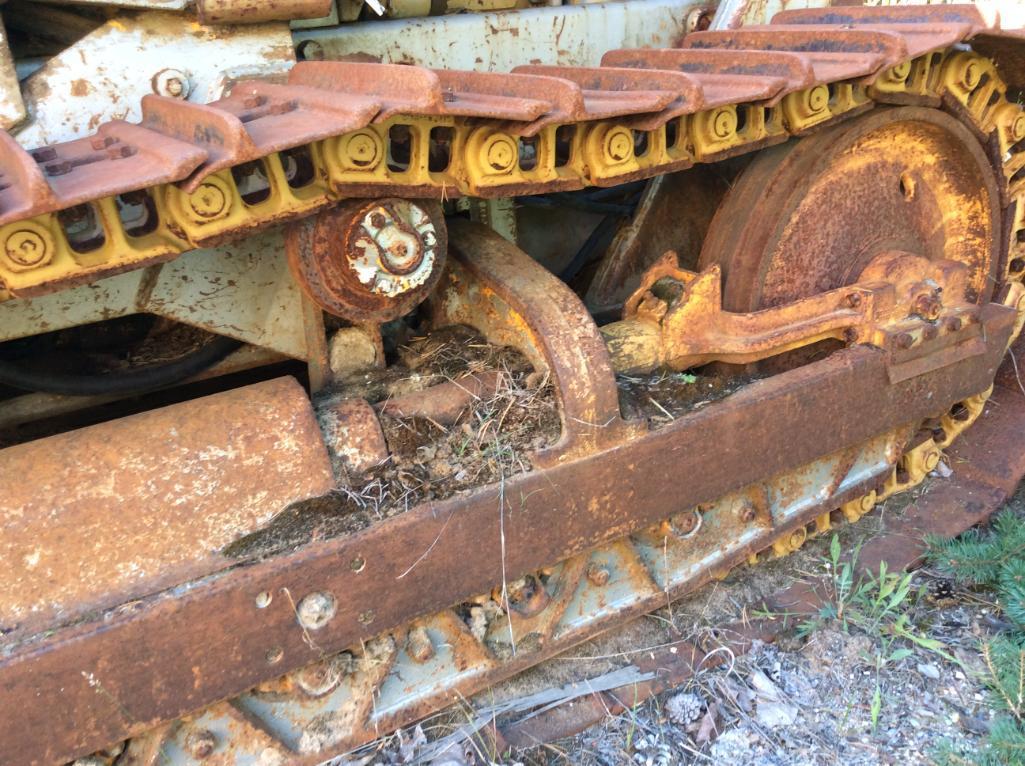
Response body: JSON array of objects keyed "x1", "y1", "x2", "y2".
[
  {"x1": 497, "y1": 335, "x2": 1025, "y2": 751},
  {"x1": 0, "y1": 377, "x2": 335, "y2": 640},
  {"x1": 0, "y1": 300, "x2": 1014, "y2": 766}
]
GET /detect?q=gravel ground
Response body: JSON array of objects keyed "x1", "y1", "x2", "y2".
[{"x1": 339, "y1": 480, "x2": 1023, "y2": 766}]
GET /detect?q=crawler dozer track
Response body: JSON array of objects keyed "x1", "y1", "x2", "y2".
[{"x1": 5, "y1": 4, "x2": 1025, "y2": 765}]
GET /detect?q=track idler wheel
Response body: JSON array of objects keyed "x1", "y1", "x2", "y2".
[
  {"x1": 700, "y1": 106, "x2": 1000, "y2": 314},
  {"x1": 288, "y1": 199, "x2": 447, "y2": 323}
]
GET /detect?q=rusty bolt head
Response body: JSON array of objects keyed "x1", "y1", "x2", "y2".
[
  {"x1": 152, "y1": 68, "x2": 191, "y2": 99},
  {"x1": 186, "y1": 730, "x2": 217, "y2": 759},
  {"x1": 586, "y1": 562, "x2": 611, "y2": 587},
  {"x1": 895, "y1": 332, "x2": 915, "y2": 350},
  {"x1": 843, "y1": 327, "x2": 860, "y2": 344},
  {"x1": 295, "y1": 658, "x2": 343, "y2": 696},
  {"x1": 945, "y1": 316, "x2": 962, "y2": 333},
  {"x1": 923, "y1": 325, "x2": 939, "y2": 341},
  {"x1": 406, "y1": 626, "x2": 436, "y2": 663},
  {"x1": 843, "y1": 292, "x2": 863, "y2": 309},
  {"x1": 739, "y1": 502, "x2": 757, "y2": 523},
  {"x1": 297, "y1": 591, "x2": 337, "y2": 630},
  {"x1": 4, "y1": 228, "x2": 50, "y2": 267},
  {"x1": 913, "y1": 293, "x2": 942, "y2": 321},
  {"x1": 670, "y1": 509, "x2": 701, "y2": 537}
]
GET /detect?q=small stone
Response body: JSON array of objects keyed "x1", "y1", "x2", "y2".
[
  {"x1": 710, "y1": 728, "x2": 752, "y2": 761},
  {"x1": 755, "y1": 700, "x2": 798, "y2": 729},
  {"x1": 917, "y1": 663, "x2": 941, "y2": 680}
]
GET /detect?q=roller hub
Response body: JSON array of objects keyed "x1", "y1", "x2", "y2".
[{"x1": 288, "y1": 198, "x2": 447, "y2": 323}]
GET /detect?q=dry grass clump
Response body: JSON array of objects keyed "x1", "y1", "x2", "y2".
[{"x1": 225, "y1": 327, "x2": 560, "y2": 559}]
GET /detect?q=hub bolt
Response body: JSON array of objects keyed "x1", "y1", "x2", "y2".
[
  {"x1": 843, "y1": 292, "x2": 863, "y2": 309},
  {"x1": 945, "y1": 316, "x2": 962, "y2": 332},
  {"x1": 348, "y1": 200, "x2": 439, "y2": 297},
  {"x1": 297, "y1": 591, "x2": 337, "y2": 630},
  {"x1": 895, "y1": 332, "x2": 915, "y2": 350}
]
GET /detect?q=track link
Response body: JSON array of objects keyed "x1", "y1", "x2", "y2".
[
  {"x1": 11, "y1": 5, "x2": 1025, "y2": 765},
  {"x1": 1, "y1": 6, "x2": 1024, "y2": 300}
]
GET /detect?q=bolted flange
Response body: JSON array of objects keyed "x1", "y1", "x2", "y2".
[{"x1": 287, "y1": 199, "x2": 447, "y2": 323}]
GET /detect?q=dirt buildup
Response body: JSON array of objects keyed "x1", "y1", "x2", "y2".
[
  {"x1": 331, "y1": 326, "x2": 527, "y2": 404},
  {"x1": 617, "y1": 369, "x2": 755, "y2": 426},
  {"x1": 224, "y1": 327, "x2": 561, "y2": 560}
]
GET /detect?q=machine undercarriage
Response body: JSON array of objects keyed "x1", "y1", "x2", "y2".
[{"x1": 3, "y1": 2, "x2": 1025, "y2": 764}]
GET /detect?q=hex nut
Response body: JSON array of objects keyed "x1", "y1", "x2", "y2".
[{"x1": 152, "y1": 68, "x2": 191, "y2": 99}]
